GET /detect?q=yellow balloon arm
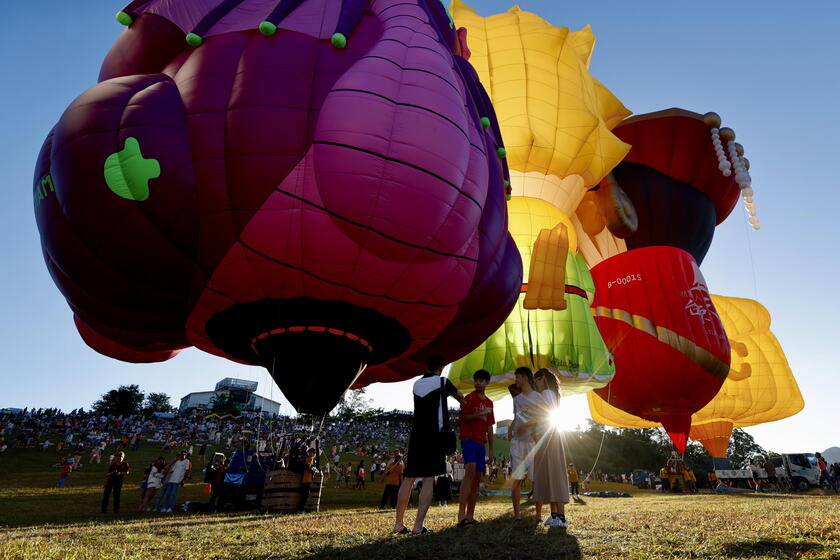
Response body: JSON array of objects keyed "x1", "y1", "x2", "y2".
[
  {"x1": 725, "y1": 358, "x2": 751, "y2": 381},
  {"x1": 729, "y1": 339, "x2": 749, "y2": 357},
  {"x1": 523, "y1": 223, "x2": 568, "y2": 311}
]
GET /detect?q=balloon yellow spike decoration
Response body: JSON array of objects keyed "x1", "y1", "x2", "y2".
[
  {"x1": 450, "y1": 1, "x2": 631, "y2": 203},
  {"x1": 448, "y1": 2, "x2": 629, "y2": 399},
  {"x1": 450, "y1": 0, "x2": 632, "y2": 270},
  {"x1": 588, "y1": 295, "x2": 804, "y2": 457}
]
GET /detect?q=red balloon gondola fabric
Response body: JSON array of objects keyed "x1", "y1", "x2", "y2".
[
  {"x1": 591, "y1": 247, "x2": 731, "y2": 452},
  {"x1": 33, "y1": 0, "x2": 522, "y2": 414},
  {"x1": 610, "y1": 108, "x2": 740, "y2": 226},
  {"x1": 605, "y1": 108, "x2": 741, "y2": 264}
]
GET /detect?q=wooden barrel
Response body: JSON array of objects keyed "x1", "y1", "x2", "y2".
[{"x1": 262, "y1": 469, "x2": 322, "y2": 513}]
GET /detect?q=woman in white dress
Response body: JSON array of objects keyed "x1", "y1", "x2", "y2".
[
  {"x1": 531, "y1": 368, "x2": 570, "y2": 527},
  {"x1": 508, "y1": 367, "x2": 544, "y2": 521}
]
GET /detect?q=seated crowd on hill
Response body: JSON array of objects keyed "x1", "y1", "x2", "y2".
[{"x1": 0, "y1": 406, "x2": 742, "y2": 515}]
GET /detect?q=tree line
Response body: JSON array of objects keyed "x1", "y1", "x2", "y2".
[{"x1": 560, "y1": 421, "x2": 766, "y2": 476}]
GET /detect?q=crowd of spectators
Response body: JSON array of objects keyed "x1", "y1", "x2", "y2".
[
  {"x1": 0, "y1": 406, "x2": 732, "y2": 514},
  {"x1": 0, "y1": 408, "x2": 418, "y2": 465}
]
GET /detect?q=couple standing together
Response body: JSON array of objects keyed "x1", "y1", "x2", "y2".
[
  {"x1": 393, "y1": 356, "x2": 568, "y2": 535},
  {"x1": 508, "y1": 367, "x2": 570, "y2": 527}
]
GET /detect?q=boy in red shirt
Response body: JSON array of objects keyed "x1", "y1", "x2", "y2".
[{"x1": 457, "y1": 369, "x2": 494, "y2": 526}]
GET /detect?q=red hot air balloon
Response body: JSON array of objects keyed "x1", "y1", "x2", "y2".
[
  {"x1": 591, "y1": 247, "x2": 730, "y2": 451},
  {"x1": 589, "y1": 108, "x2": 744, "y2": 451},
  {"x1": 33, "y1": 0, "x2": 521, "y2": 414}
]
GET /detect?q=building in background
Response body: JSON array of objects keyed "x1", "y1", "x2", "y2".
[
  {"x1": 179, "y1": 378, "x2": 281, "y2": 416},
  {"x1": 494, "y1": 419, "x2": 512, "y2": 438}
]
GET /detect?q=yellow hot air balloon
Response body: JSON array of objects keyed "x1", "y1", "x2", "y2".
[
  {"x1": 588, "y1": 295, "x2": 804, "y2": 457},
  {"x1": 451, "y1": 1, "x2": 634, "y2": 268},
  {"x1": 448, "y1": 2, "x2": 628, "y2": 398}
]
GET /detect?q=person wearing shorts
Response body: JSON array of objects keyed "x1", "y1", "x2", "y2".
[
  {"x1": 393, "y1": 355, "x2": 465, "y2": 535},
  {"x1": 457, "y1": 369, "x2": 495, "y2": 527}
]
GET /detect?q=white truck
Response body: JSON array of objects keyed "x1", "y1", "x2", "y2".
[{"x1": 714, "y1": 453, "x2": 820, "y2": 491}]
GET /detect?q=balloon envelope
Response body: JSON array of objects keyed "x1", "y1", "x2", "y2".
[
  {"x1": 449, "y1": 197, "x2": 614, "y2": 399},
  {"x1": 34, "y1": 0, "x2": 522, "y2": 413},
  {"x1": 591, "y1": 246, "x2": 730, "y2": 452},
  {"x1": 589, "y1": 295, "x2": 803, "y2": 458}
]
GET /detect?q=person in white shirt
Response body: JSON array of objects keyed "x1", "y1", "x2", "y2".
[
  {"x1": 140, "y1": 457, "x2": 166, "y2": 511},
  {"x1": 155, "y1": 450, "x2": 192, "y2": 512},
  {"x1": 507, "y1": 367, "x2": 544, "y2": 521}
]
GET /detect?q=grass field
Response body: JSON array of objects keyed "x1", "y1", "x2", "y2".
[{"x1": 1, "y1": 444, "x2": 839, "y2": 559}]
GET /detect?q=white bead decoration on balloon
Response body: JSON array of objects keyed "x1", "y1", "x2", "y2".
[
  {"x1": 710, "y1": 128, "x2": 732, "y2": 176},
  {"x1": 728, "y1": 140, "x2": 758, "y2": 222},
  {"x1": 704, "y1": 113, "x2": 759, "y2": 231}
]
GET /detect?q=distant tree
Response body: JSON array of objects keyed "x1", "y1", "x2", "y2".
[
  {"x1": 210, "y1": 393, "x2": 241, "y2": 416},
  {"x1": 727, "y1": 428, "x2": 766, "y2": 467},
  {"x1": 92, "y1": 384, "x2": 145, "y2": 416},
  {"x1": 331, "y1": 388, "x2": 383, "y2": 421},
  {"x1": 143, "y1": 392, "x2": 175, "y2": 415}
]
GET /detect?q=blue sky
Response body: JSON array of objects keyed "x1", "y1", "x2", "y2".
[{"x1": 1, "y1": 1, "x2": 837, "y2": 454}]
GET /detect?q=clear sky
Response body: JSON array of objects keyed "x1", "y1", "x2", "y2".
[{"x1": 1, "y1": 1, "x2": 837, "y2": 454}]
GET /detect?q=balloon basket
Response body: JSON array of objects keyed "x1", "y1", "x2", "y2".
[{"x1": 262, "y1": 469, "x2": 323, "y2": 513}]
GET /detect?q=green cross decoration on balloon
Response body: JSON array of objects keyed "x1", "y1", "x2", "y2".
[{"x1": 103, "y1": 137, "x2": 160, "y2": 201}]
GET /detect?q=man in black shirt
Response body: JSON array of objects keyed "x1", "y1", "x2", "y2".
[
  {"x1": 101, "y1": 451, "x2": 130, "y2": 513},
  {"x1": 393, "y1": 355, "x2": 465, "y2": 535}
]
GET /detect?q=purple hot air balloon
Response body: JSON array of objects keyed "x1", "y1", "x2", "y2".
[{"x1": 34, "y1": 0, "x2": 522, "y2": 413}]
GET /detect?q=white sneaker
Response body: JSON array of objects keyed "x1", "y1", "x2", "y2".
[
  {"x1": 544, "y1": 515, "x2": 567, "y2": 527},
  {"x1": 543, "y1": 516, "x2": 555, "y2": 526}
]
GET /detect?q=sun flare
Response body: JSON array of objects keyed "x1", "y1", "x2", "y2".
[{"x1": 549, "y1": 403, "x2": 587, "y2": 432}]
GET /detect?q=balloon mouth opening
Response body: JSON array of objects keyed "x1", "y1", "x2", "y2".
[
  {"x1": 250, "y1": 325, "x2": 374, "y2": 355},
  {"x1": 205, "y1": 298, "x2": 411, "y2": 415}
]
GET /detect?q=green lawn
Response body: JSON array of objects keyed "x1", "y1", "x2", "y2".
[{"x1": 1, "y1": 444, "x2": 839, "y2": 559}]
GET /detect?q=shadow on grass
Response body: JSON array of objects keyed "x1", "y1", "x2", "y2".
[
  {"x1": 302, "y1": 514, "x2": 581, "y2": 560},
  {"x1": 3, "y1": 505, "x2": 403, "y2": 532},
  {"x1": 0, "y1": 509, "x2": 265, "y2": 531},
  {"x1": 721, "y1": 539, "x2": 824, "y2": 558}
]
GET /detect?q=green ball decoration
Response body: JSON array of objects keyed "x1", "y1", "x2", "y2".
[
  {"x1": 186, "y1": 33, "x2": 203, "y2": 47},
  {"x1": 331, "y1": 33, "x2": 347, "y2": 49},
  {"x1": 480, "y1": 117, "x2": 491, "y2": 129},
  {"x1": 505, "y1": 193, "x2": 512, "y2": 201},
  {"x1": 116, "y1": 11, "x2": 133, "y2": 26},
  {"x1": 497, "y1": 147, "x2": 507, "y2": 158},
  {"x1": 503, "y1": 180, "x2": 510, "y2": 187},
  {"x1": 259, "y1": 21, "x2": 277, "y2": 36}
]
